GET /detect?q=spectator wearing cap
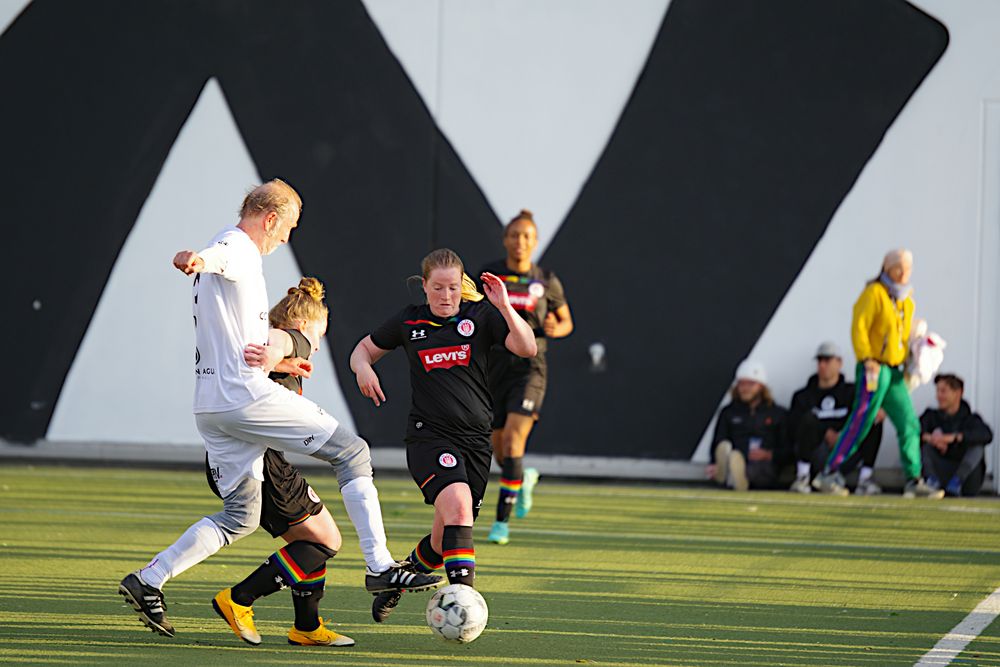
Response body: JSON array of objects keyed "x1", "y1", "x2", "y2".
[
  {"x1": 787, "y1": 342, "x2": 885, "y2": 495},
  {"x1": 709, "y1": 360, "x2": 789, "y2": 491},
  {"x1": 814, "y1": 249, "x2": 942, "y2": 498},
  {"x1": 919, "y1": 374, "x2": 994, "y2": 496}
]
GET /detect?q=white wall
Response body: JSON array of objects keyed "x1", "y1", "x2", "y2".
[
  {"x1": 48, "y1": 79, "x2": 356, "y2": 444},
  {"x1": 34, "y1": 2, "x2": 1000, "y2": 488},
  {"x1": 691, "y1": 1, "x2": 1000, "y2": 490},
  {"x1": 362, "y1": 0, "x2": 671, "y2": 254}
]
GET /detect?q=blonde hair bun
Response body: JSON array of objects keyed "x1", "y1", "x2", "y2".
[
  {"x1": 271, "y1": 276, "x2": 329, "y2": 329},
  {"x1": 295, "y1": 276, "x2": 325, "y2": 302}
]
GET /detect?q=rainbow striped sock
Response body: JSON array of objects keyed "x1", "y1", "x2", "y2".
[
  {"x1": 496, "y1": 456, "x2": 524, "y2": 522},
  {"x1": 442, "y1": 525, "x2": 475, "y2": 586},
  {"x1": 274, "y1": 546, "x2": 313, "y2": 584},
  {"x1": 410, "y1": 534, "x2": 443, "y2": 573}
]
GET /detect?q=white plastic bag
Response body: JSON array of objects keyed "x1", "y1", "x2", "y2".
[{"x1": 905, "y1": 318, "x2": 946, "y2": 391}]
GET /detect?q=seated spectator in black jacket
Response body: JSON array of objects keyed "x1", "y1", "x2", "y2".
[
  {"x1": 709, "y1": 360, "x2": 788, "y2": 491},
  {"x1": 788, "y1": 342, "x2": 884, "y2": 495},
  {"x1": 920, "y1": 373, "x2": 993, "y2": 496}
]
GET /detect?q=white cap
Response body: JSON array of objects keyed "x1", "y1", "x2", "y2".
[
  {"x1": 735, "y1": 359, "x2": 767, "y2": 385},
  {"x1": 815, "y1": 341, "x2": 841, "y2": 358}
]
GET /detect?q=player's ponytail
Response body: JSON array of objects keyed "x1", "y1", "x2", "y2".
[
  {"x1": 461, "y1": 272, "x2": 484, "y2": 302},
  {"x1": 421, "y1": 248, "x2": 484, "y2": 302},
  {"x1": 270, "y1": 276, "x2": 329, "y2": 329}
]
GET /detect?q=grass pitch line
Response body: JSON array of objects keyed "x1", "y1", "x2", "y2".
[{"x1": 914, "y1": 585, "x2": 1000, "y2": 666}]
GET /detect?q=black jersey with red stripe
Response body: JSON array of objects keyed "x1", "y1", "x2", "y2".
[
  {"x1": 371, "y1": 300, "x2": 509, "y2": 443},
  {"x1": 478, "y1": 260, "x2": 565, "y2": 357}
]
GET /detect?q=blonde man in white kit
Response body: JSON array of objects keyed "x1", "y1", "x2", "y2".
[{"x1": 119, "y1": 180, "x2": 439, "y2": 640}]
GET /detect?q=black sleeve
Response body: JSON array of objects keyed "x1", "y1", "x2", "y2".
[
  {"x1": 919, "y1": 409, "x2": 935, "y2": 434},
  {"x1": 546, "y1": 272, "x2": 567, "y2": 311},
  {"x1": 787, "y1": 388, "x2": 807, "y2": 435},
  {"x1": 485, "y1": 303, "x2": 510, "y2": 347},
  {"x1": 369, "y1": 308, "x2": 407, "y2": 350},
  {"x1": 713, "y1": 406, "x2": 732, "y2": 445},
  {"x1": 773, "y1": 407, "x2": 792, "y2": 461},
  {"x1": 962, "y1": 413, "x2": 994, "y2": 447}
]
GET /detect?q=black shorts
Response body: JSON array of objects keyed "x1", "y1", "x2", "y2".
[
  {"x1": 489, "y1": 356, "x2": 547, "y2": 429},
  {"x1": 205, "y1": 449, "x2": 324, "y2": 538},
  {"x1": 405, "y1": 435, "x2": 492, "y2": 520}
]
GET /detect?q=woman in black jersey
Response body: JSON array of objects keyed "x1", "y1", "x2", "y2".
[
  {"x1": 350, "y1": 248, "x2": 536, "y2": 622},
  {"x1": 480, "y1": 210, "x2": 573, "y2": 546}
]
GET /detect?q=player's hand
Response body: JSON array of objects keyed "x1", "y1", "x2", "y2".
[
  {"x1": 747, "y1": 447, "x2": 772, "y2": 462},
  {"x1": 274, "y1": 357, "x2": 313, "y2": 378},
  {"x1": 356, "y1": 367, "x2": 387, "y2": 407},
  {"x1": 824, "y1": 428, "x2": 839, "y2": 447},
  {"x1": 875, "y1": 409, "x2": 887, "y2": 424},
  {"x1": 480, "y1": 272, "x2": 511, "y2": 310},
  {"x1": 244, "y1": 343, "x2": 287, "y2": 374},
  {"x1": 543, "y1": 312, "x2": 558, "y2": 337},
  {"x1": 173, "y1": 250, "x2": 204, "y2": 275}
]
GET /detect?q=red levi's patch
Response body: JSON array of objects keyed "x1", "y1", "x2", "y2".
[
  {"x1": 508, "y1": 292, "x2": 537, "y2": 312},
  {"x1": 420, "y1": 344, "x2": 472, "y2": 371}
]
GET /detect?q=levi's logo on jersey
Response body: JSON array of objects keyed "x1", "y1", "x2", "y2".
[
  {"x1": 420, "y1": 344, "x2": 471, "y2": 371},
  {"x1": 508, "y1": 292, "x2": 538, "y2": 312}
]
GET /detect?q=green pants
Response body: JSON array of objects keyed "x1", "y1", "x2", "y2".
[{"x1": 825, "y1": 362, "x2": 921, "y2": 480}]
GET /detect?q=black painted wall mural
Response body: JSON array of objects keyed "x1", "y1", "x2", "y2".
[{"x1": 0, "y1": 1, "x2": 947, "y2": 460}]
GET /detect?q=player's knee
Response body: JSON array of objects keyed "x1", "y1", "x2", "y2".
[
  {"x1": 435, "y1": 484, "x2": 474, "y2": 525},
  {"x1": 210, "y1": 479, "x2": 262, "y2": 544},
  {"x1": 313, "y1": 426, "x2": 374, "y2": 487}
]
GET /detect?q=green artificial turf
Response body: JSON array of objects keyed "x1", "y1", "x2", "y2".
[{"x1": 0, "y1": 463, "x2": 998, "y2": 666}]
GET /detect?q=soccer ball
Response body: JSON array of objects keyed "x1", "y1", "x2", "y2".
[{"x1": 425, "y1": 583, "x2": 489, "y2": 643}]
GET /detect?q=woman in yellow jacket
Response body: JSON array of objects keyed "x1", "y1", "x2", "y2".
[{"x1": 814, "y1": 249, "x2": 943, "y2": 498}]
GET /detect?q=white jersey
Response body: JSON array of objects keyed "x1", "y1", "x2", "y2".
[{"x1": 191, "y1": 226, "x2": 280, "y2": 413}]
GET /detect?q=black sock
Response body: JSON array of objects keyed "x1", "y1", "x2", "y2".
[
  {"x1": 409, "y1": 534, "x2": 443, "y2": 573},
  {"x1": 291, "y1": 567, "x2": 326, "y2": 632},
  {"x1": 231, "y1": 541, "x2": 336, "y2": 606},
  {"x1": 495, "y1": 456, "x2": 524, "y2": 523},
  {"x1": 442, "y1": 525, "x2": 475, "y2": 587}
]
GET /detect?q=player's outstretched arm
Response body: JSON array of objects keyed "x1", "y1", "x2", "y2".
[
  {"x1": 350, "y1": 335, "x2": 391, "y2": 406},
  {"x1": 172, "y1": 250, "x2": 204, "y2": 275},
  {"x1": 481, "y1": 272, "x2": 537, "y2": 359}
]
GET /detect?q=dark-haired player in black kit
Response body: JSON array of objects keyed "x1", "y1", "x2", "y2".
[
  {"x1": 480, "y1": 210, "x2": 573, "y2": 546},
  {"x1": 350, "y1": 248, "x2": 537, "y2": 622}
]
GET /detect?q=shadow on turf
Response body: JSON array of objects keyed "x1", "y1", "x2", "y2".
[{"x1": 0, "y1": 584, "x2": 975, "y2": 667}]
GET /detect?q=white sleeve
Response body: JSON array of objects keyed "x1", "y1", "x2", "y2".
[{"x1": 197, "y1": 242, "x2": 249, "y2": 282}]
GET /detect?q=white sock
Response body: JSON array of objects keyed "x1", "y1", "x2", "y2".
[
  {"x1": 858, "y1": 466, "x2": 874, "y2": 483},
  {"x1": 341, "y1": 476, "x2": 396, "y2": 572},
  {"x1": 138, "y1": 517, "x2": 226, "y2": 590},
  {"x1": 796, "y1": 461, "x2": 811, "y2": 478}
]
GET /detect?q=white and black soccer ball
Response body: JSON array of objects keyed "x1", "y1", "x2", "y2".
[{"x1": 425, "y1": 583, "x2": 489, "y2": 643}]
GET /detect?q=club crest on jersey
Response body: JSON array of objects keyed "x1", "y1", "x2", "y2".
[
  {"x1": 420, "y1": 344, "x2": 471, "y2": 371},
  {"x1": 410, "y1": 328, "x2": 427, "y2": 341},
  {"x1": 439, "y1": 452, "x2": 458, "y2": 468},
  {"x1": 456, "y1": 319, "x2": 475, "y2": 337},
  {"x1": 307, "y1": 486, "x2": 320, "y2": 504},
  {"x1": 529, "y1": 281, "x2": 545, "y2": 298}
]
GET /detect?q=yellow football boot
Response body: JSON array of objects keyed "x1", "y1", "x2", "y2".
[
  {"x1": 212, "y1": 588, "x2": 261, "y2": 646},
  {"x1": 287, "y1": 618, "x2": 355, "y2": 647}
]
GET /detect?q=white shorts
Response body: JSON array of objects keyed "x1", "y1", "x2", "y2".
[{"x1": 196, "y1": 387, "x2": 339, "y2": 497}]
